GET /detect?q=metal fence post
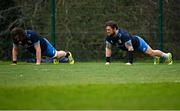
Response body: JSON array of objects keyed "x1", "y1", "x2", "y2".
[
  {"x1": 159, "y1": 0, "x2": 164, "y2": 51},
  {"x1": 51, "y1": 0, "x2": 56, "y2": 47}
]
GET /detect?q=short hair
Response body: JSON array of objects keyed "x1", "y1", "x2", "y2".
[
  {"x1": 11, "y1": 27, "x2": 26, "y2": 43},
  {"x1": 10, "y1": 27, "x2": 25, "y2": 41},
  {"x1": 105, "y1": 20, "x2": 118, "y2": 29}
]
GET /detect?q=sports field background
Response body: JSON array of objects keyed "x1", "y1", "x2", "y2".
[
  {"x1": 0, "y1": 61, "x2": 180, "y2": 109},
  {"x1": 0, "y1": 0, "x2": 180, "y2": 61},
  {"x1": 0, "y1": 0, "x2": 180, "y2": 110}
]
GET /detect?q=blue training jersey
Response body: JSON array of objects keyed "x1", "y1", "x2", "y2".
[
  {"x1": 105, "y1": 29, "x2": 140, "y2": 51},
  {"x1": 13, "y1": 30, "x2": 47, "y2": 54}
]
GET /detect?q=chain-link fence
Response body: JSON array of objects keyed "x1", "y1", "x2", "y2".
[{"x1": 0, "y1": 0, "x2": 179, "y2": 61}]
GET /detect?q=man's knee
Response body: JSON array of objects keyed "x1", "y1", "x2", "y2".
[
  {"x1": 146, "y1": 50, "x2": 155, "y2": 57},
  {"x1": 56, "y1": 51, "x2": 66, "y2": 58}
]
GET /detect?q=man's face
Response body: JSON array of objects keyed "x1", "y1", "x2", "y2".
[
  {"x1": 13, "y1": 34, "x2": 26, "y2": 44},
  {"x1": 106, "y1": 26, "x2": 116, "y2": 36}
]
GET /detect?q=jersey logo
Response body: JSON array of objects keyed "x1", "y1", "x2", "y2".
[
  {"x1": 118, "y1": 39, "x2": 122, "y2": 43},
  {"x1": 19, "y1": 41, "x2": 22, "y2": 45},
  {"x1": 28, "y1": 40, "x2": 32, "y2": 44},
  {"x1": 118, "y1": 33, "x2": 122, "y2": 37},
  {"x1": 27, "y1": 34, "x2": 31, "y2": 38}
]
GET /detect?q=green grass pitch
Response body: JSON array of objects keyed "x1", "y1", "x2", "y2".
[{"x1": 0, "y1": 61, "x2": 180, "y2": 109}]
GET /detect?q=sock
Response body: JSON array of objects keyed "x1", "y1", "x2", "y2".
[
  {"x1": 161, "y1": 53, "x2": 168, "y2": 59},
  {"x1": 65, "y1": 52, "x2": 70, "y2": 58}
]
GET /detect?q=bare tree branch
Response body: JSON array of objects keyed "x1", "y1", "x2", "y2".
[
  {"x1": 33, "y1": 0, "x2": 44, "y2": 17},
  {"x1": 0, "y1": 6, "x2": 22, "y2": 14}
]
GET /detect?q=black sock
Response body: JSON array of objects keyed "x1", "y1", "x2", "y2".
[
  {"x1": 65, "y1": 52, "x2": 70, "y2": 58},
  {"x1": 106, "y1": 57, "x2": 111, "y2": 63}
]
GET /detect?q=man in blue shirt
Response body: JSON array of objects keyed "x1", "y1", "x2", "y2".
[
  {"x1": 11, "y1": 27, "x2": 74, "y2": 65},
  {"x1": 105, "y1": 21, "x2": 172, "y2": 65}
]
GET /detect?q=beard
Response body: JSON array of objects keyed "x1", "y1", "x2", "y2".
[{"x1": 108, "y1": 31, "x2": 116, "y2": 37}]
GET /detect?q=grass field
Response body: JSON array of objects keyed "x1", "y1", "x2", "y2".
[{"x1": 0, "y1": 61, "x2": 180, "y2": 109}]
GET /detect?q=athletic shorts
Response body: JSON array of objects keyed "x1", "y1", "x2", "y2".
[
  {"x1": 42, "y1": 38, "x2": 57, "y2": 58},
  {"x1": 135, "y1": 36, "x2": 149, "y2": 53}
]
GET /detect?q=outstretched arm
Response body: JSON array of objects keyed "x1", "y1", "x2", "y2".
[
  {"x1": 34, "y1": 43, "x2": 41, "y2": 65},
  {"x1": 125, "y1": 40, "x2": 134, "y2": 64},
  {"x1": 105, "y1": 41, "x2": 112, "y2": 65}
]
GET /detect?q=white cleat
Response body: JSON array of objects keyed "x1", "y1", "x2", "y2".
[
  {"x1": 125, "y1": 62, "x2": 132, "y2": 65},
  {"x1": 105, "y1": 62, "x2": 110, "y2": 65},
  {"x1": 68, "y1": 52, "x2": 74, "y2": 64},
  {"x1": 167, "y1": 53, "x2": 173, "y2": 65},
  {"x1": 154, "y1": 56, "x2": 160, "y2": 65}
]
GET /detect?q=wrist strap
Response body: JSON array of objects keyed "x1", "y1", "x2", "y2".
[
  {"x1": 106, "y1": 57, "x2": 110, "y2": 62},
  {"x1": 12, "y1": 61, "x2": 17, "y2": 64},
  {"x1": 128, "y1": 51, "x2": 133, "y2": 64}
]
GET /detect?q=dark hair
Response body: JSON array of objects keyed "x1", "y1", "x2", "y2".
[
  {"x1": 105, "y1": 20, "x2": 118, "y2": 29},
  {"x1": 11, "y1": 27, "x2": 25, "y2": 42}
]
